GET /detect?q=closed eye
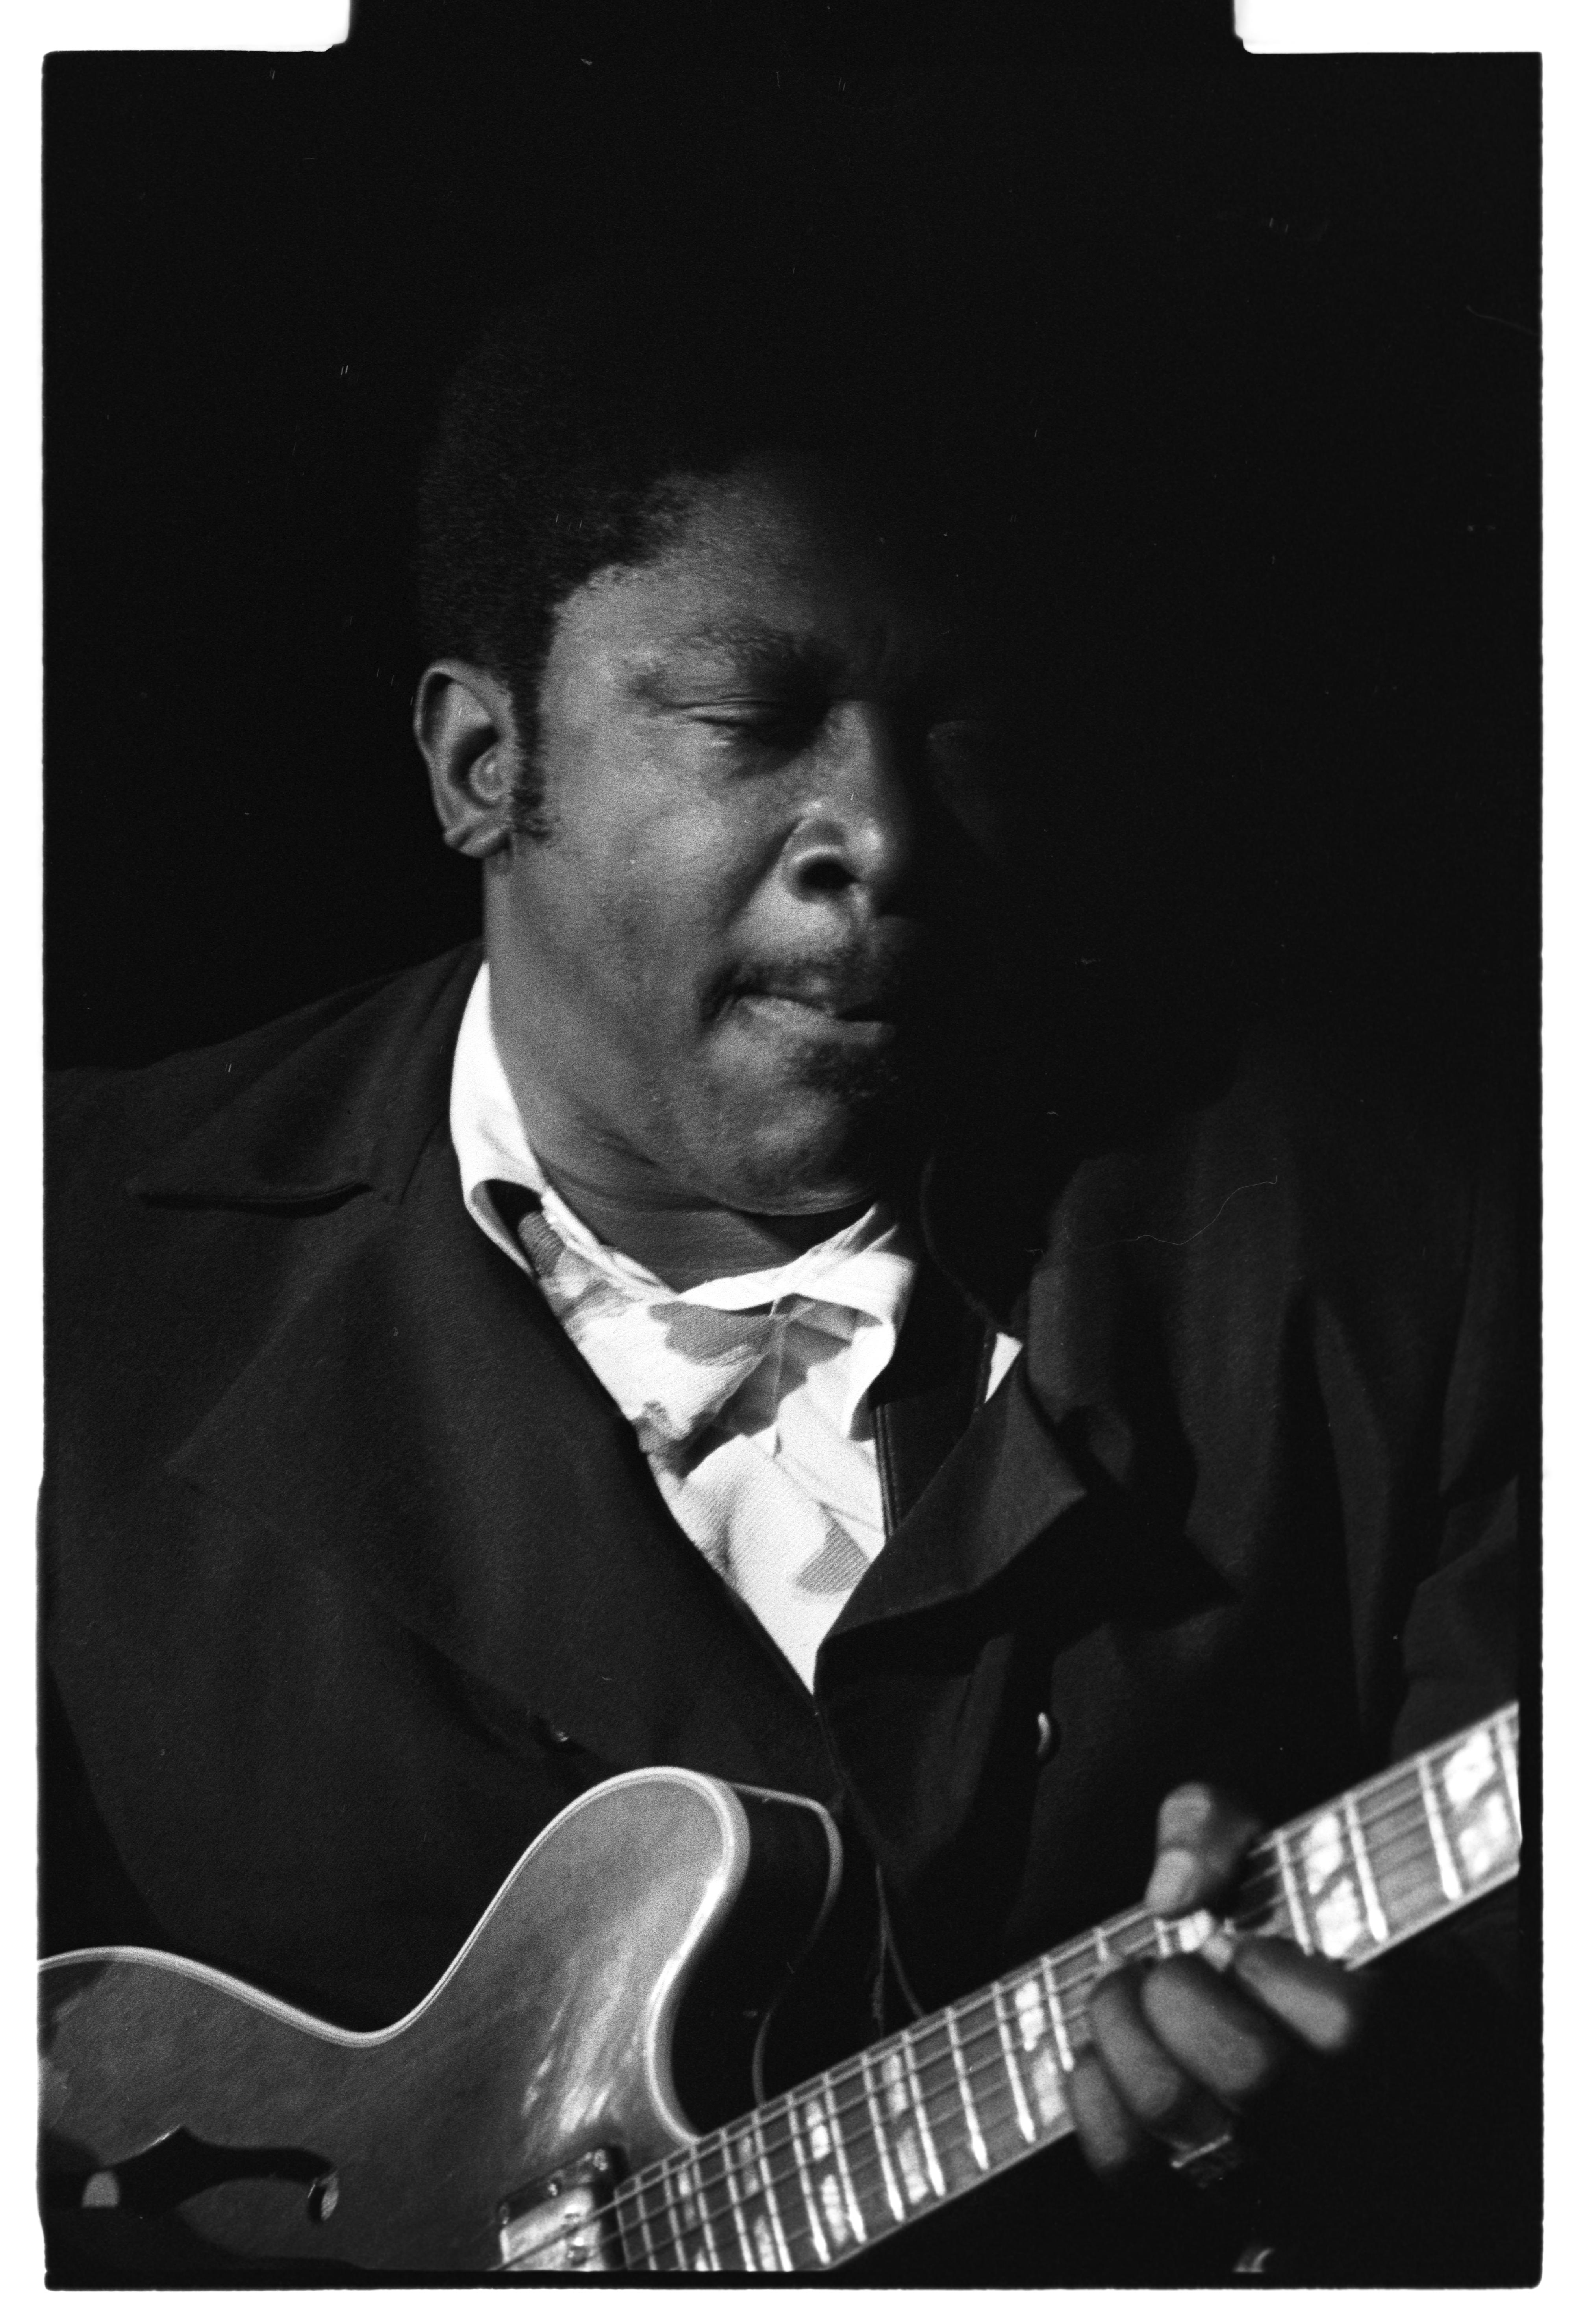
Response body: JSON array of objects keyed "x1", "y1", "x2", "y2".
[{"x1": 693, "y1": 700, "x2": 828, "y2": 747}]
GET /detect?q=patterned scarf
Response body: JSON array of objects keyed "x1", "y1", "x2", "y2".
[{"x1": 505, "y1": 1191, "x2": 892, "y2": 1686}]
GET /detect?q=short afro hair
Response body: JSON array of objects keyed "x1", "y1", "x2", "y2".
[{"x1": 415, "y1": 273, "x2": 1017, "y2": 835}]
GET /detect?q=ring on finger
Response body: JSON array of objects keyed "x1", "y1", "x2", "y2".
[{"x1": 1164, "y1": 2122, "x2": 1245, "y2": 2188}]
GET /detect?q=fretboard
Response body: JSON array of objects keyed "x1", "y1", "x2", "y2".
[{"x1": 611, "y1": 1702, "x2": 1521, "y2": 2274}]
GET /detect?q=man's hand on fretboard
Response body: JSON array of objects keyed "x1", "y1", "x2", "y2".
[{"x1": 1067, "y1": 1785, "x2": 1369, "y2": 2183}]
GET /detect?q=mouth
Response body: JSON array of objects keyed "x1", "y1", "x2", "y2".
[{"x1": 732, "y1": 990, "x2": 902, "y2": 1045}]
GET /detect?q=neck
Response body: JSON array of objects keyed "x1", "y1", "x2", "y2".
[
  {"x1": 482, "y1": 952, "x2": 876, "y2": 1288},
  {"x1": 524, "y1": 1143, "x2": 867, "y2": 1290}
]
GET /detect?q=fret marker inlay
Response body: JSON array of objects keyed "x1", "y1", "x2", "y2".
[
  {"x1": 880, "y1": 2047, "x2": 930, "y2": 2207},
  {"x1": 902, "y1": 2032, "x2": 947, "y2": 2198},
  {"x1": 541, "y1": 1704, "x2": 1518, "y2": 2278},
  {"x1": 1301, "y1": 1811, "x2": 1364, "y2": 1958},
  {"x1": 860, "y1": 2055, "x2": 905, "y2": 2222},
  {"x1": 946, "y1": 2005, "x2": 990, "y2": 2172},
  {"x1": 1419, "y1": 1758, "x2": 1462, "y2": 1902},
  {"x1": 1343, "y1": 1795, "x2": 1389, "y2": 1944},
  {"x1": 993, "y1": 1987, "x2": 1036, "y2": 2145}
]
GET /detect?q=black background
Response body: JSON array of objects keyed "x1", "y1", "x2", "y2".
[{"x1": 44, "y1": 2, "x2": 1538, "y2": 1081}]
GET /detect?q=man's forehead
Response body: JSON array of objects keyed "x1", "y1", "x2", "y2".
[
  {"x1": 596, "y1": 547, "x2": 964, "y2": 678},
  {"x1": 555, "y1": 465, "x2": 975, "y2": 687},
  {"x1": 652, "y1": 617, "x2": 872, "y2": 669},
  {"x1": 628, "y1": 611, "x2": 966, "y2": 700}
]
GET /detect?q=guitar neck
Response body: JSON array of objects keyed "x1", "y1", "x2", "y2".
[{"x1": 613, "y1": 1704, "x2": 1521, "y2": 2275}]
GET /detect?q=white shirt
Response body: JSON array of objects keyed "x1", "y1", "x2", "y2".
[{"x1": 449, "y1": 963, "x2": 1019, "y2": 1686}]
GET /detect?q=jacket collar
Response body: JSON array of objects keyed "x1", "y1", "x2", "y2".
[
  {"x1": 126, "y1": 943, "x2": 1135, "y2": 1760},
  {"x1": 160, "y1": 1106, "x2": 841, "y2": 1801},
  {"x1": 128, "y1": 943, "x2": 484, "y2": 1213}
]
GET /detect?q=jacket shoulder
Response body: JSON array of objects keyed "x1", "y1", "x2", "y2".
[{"x1": 48, "y1": 946, "x2": 480, "y2": 1201}]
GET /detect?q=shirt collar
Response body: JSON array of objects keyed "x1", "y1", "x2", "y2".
[{"x1": 449, "y1": 962, "x2": 917, "y2": 1418}]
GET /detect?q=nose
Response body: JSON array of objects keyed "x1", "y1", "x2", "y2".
[{"x1": 779, "y1": 702, "x2": 923, "y2": 910}]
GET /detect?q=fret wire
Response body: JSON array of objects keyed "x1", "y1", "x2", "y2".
[
  {"x1": 717, "y1": 2126, "x2": 758, "y2": 2272},
  {"x1": 822, "y1": 2069, "x2": 869, "y2": 2246},
  {"x1": 1495, "y1": 1713, "x2": 1522, "y2": 1839},
  {"x1": 632, "y1": 2173, "x2": 660, "y2": 2271},
  {"x1": 991, "y1": 1984, "x2": 1037, "y2": 2144},
  {"x1": 1289, "y1": 1728, "x2": 1518, "y2": 1870},
  {"x1": 1037, "y1": 1962, "x2": 1075, "y2": 2072},
  {"x1": 1414, "y1": 1760, "x2": 1466, "y2": 1908},
  {"x1": 1343, "y1": 1792, "x2": 1390, "y2": 1943},
  {"x1": 901, "y1": 2028, "x2": 948, "y2": 2197},
  {"x1": 755, "y1": 2106, "x2": 796, "y2": 2270},
  {"x1": 611, "y1": 2183, "x2": 646, "y2": 2274},
  {"x1": 618, "y1": 1732, "x2": 1529, "y2": 2277},
  {"x1": 944, "y1": 2003, "x2": 990, "y2": 2172},
  {"x1": 657, "y1": 2159, "x2": 691, "y2": 2272},
  {"x1": 608, "y1": 1813, "x2": 1524, "y2": 2268},
  {"x1": 789, "y1": 1813, "x2": 1468, "y2": 2194},
  {"x1": 638, "y1": 2019, "x2": 1078, "y2": 2278},
  {"x1": 1242, "y1": 1824, "x2": 1497, "y2": 1951},
  {"x1": 723, "y1": 1810, "x2": 1510, "y2": 2219},
  {"x1": 1270, "y1": 1782, "x2": 1412, "y2": 1868},
  {"x1": 859, "y1": 2050, "x2": 906, "y2": 2222},
  {"x1": 1265, "y1": 1823, "x2": 1310, "y2": 1950},
  {"x1": 615, "y1": 1714, "x2": 1522, "y2": 2270},
  {"x1": 689, "y1": 2141, "x2": 722, "y2": 2272},
  {"x1": 1210, "y1": 1823, "x2": 1510, "y2": 1963},
  {"x1": 1262, "y1": 1712, "x2": 1518, "y2": 1881},
  {"x1": 784, "y1": 2093, "x2": 831, "y2": 2268},
  {"x1": 523, "y1": 1722, "x2": 1522, "y2": 2280},
  {"x1": 1239, "y1": 1770, "x2": 1516, "y2": 1924},
  {"x1": 641, "y1": 1839, "x2": 1518, "y2": 2285}
]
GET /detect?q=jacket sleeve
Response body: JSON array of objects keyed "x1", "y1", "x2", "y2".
[
  {"x1": 1267, "y1": 1132, "x2": 1531, "y2": 2285},
  {"x1": 1393, "y1": 1133, "x2": 1522, "y2": 1778}
]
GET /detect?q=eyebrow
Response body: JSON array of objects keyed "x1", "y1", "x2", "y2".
[
  {"x1": 656, "y1": 621, "x2": 841, "y2": 664},
  {"x1": 631, "y1": 624, "x2": 845, "y2": 699}
]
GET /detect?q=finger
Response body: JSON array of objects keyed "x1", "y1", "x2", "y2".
[
  {"x1": 1068, "y1": 2050, "x2": 1146, "y2": 2180},
  {"x1": 1145, "y1": 1783, "x2": 1264, "y2": 1917},
  {"x1": 1138, "y1": 1956, "x2": 1286, "y2": 2106},
  {"x1": 1084, "y1": 1965, "x2": 1234, "y2": 2145},
  {"x1": 1229, "y1": 1938, "x2": 1371, "y2": 2056}
]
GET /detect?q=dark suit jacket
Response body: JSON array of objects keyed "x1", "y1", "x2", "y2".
[{"x1": 43, "y1": 943, "x2": 1529, "y2": 2283}]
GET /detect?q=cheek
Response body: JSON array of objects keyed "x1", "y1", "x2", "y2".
[
  {"x1": 584, "y1": 811, "x2": 777, "y2": 988},
  {"x1": 551, "y1": 842, "x2": 734, "y2": 1028}
]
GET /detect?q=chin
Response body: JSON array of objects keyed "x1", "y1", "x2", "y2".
[{"x1": 686, "y1": 1078, "x2": 923, "y2": 1216}]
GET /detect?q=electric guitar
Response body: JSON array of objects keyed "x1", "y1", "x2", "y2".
[{"x1": 40, "y1": 1703, "x2": 1521, "y2": 2274}]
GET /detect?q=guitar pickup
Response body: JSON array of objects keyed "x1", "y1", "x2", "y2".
[{"x1": 497, "y1": 2147, "x2": 623, "y2": 2272}]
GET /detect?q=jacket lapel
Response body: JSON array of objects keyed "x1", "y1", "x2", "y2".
[
  {"x1": 130, "y1": 938, "x2": 1228, "y2": 1922},
  {"x1": 139, "y1": 948, "x2": 836, "y2": 1802}
]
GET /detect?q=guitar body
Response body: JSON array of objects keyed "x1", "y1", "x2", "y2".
[
  {"x1": 41, "y1": 1768, "x2": 842, "y2": 2272},
  {"x1": 42, "y1": 1705, "x2": 1519, "y2": 2279}
]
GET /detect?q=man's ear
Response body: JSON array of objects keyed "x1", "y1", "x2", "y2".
[{"x1": 413, "y1": 660, "x2": 523, "y2": 859}]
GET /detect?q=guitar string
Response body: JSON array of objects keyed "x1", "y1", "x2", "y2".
[
  {"x1": 532, "y1": 1815, "x2": 1508, "y2": 2274},
  {"x1": 618, "y1": 1840, "x2": 1440, "y2": 2277},
  {"x1": 1196, "y1": 1728, "x2": 1519, "y2": 1923},
  {"x1": 523, "y1": 1721, "x2": 1521, "y2": 2267},
  {"x1": 621, "y1": 1752, "x2": 1523, "y2": 2270},
  {"x1": 623, "y1": 1884, "x2": 1443, "y2": 2270},
  {"x1": 637, "y1": 1801, "x2": 1524, "y2": 2274},
  {"x1": 531, "y1": 1800, "x2": 1517, "y2": 2272},
  {"x1": 1225, "y1": 1715, "x2": 1519, "y2": 1910},
  {"x1": 579, "y1": 1816, "x2": 1512, "y2": 2274},
  {"x1": 511, "y1": 1737, "x2": 1518, "y2": 2271}
]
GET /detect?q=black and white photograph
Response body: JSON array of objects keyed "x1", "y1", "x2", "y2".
[{"x1": 33, "y1": 0, "x2": 1538, "y2": 2289}]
